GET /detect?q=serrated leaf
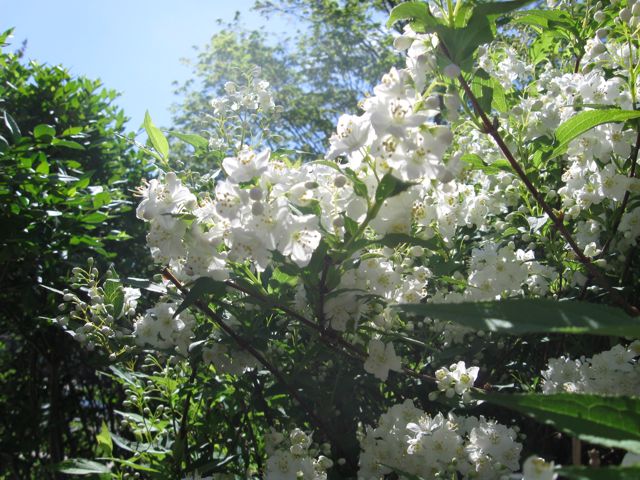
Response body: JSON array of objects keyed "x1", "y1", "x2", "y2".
[
  {"x1": 392, "y1": 298, "x2": 640, "y2": 337},
  {"x1": 513, "y1": 9, "x2": 573, "y2": 28},
  {"x1": 558, "y1": 465, "x2": 640, "y2": 479},
  {"x1": 144, "y1": 111, "x2": 169, "y2": 159},
  {"x1": 54, "y1": 458, "x2": 111, "y2": 475},
  {"x1": 368, "y1": 233, "x2": 438, "y2": 250},
  {"x1": 125, "y1": 277, "x2": 167, "y2": 294},
  {"x1": 35, "y1": 158, "x2": 50, "y2": 175},
  {"x1": 461, "y1": 153, "x2": 511, "y2": 174},
  {"x1": 174, "y1": 277, "x2": 228, "y2": 316},
  {"x1": 103, "y1": 278, "x2": 124, "y2": 318},
  {"x1": 476, "y1": 392, "x2": 640, "y2": 454},
  {"x1": 99, "y1": 457, "x2": 160, "y2": 473},
  {"x1": 111, "y1": 432, "x2": 169, "y2": 455},
  {"x1": 550, "y1": 109, "x2": 640, "y2": 159},
  {"x1": 441, "y1": 0, "x2": 532, "y2": 69},
  {"x1": 169, "y1": 131, "x2": 209, "y2": 149},
  {"x1": 472, "y1": 0, "x2": 533, "y2": 18}
]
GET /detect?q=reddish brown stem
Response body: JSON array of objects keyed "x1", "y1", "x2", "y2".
[
  {"x1": 162, "y1": 268, "x2": 334, "y2": 442},
  {"x1": 451, "y1": 63, "x2": 638, "y2": 316},
  {"x1": 224, "y1": 279, "x2": 437, "y2": 383}
]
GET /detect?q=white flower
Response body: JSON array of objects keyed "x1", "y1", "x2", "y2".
[
  {"x1": 364, "y1": 338, "x2": 402, "y2": 381},
  {"x1": 222, "y1": 147, "x2": 270, "y2": 183},
  {"x1": 278, "y1": 214, "x2": 322, "y2": 267},
  {"x1": 327, "y1": 113, "x2": 371, "y2": 159},
  {"x1": 136, "y1": 172, "x2": 196, "y2": 227},
  {"x1": 522, "y1": 456, "x2": 557, "y2": 480}
]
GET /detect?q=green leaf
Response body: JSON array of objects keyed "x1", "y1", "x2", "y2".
[
  {"x1": 343, "y1": 214, "x2": 359, "y2": 239},
  {"x1": 491, "y1": 79, "x2": 508, "y2": 111},
  {"x1": 169, "y1": 131, "x2": 209, "y2": 149},
  {"x1": 368, "y1": 233, "x2": 438, "y2": 250},
  {"x1": 476, "y1": 392, "x2": 640, "y2": 454},
  {"x1": 81, "y1": 212, "x2": 108, "y2": 224},
  {"x1": 96, "y1": 421, "x2": 113, "y2": 457},
  {"x1": 550, "y1": 109, "x2": 640, "y2": 159},
  {"x1": 3, "y1": 111, "x2": 21, "y2": 140},
  {"x1": 442, "y1": 0, "x2": 532, "y2": 69},
  {"x1": 99, "y1": 457, "x2": 160, "y2": 473},
  {"x1": 35, "y1": 158, "x2": 50, "y2": 175},
  {"x1": 110, "y1": 432, "x2": 169, "y2": 455},
  {"x1": 52, "y1": 138, "x2": 85, "y2": 150},
  {"x1": 344, "y1": 167, "x2": 369, "y2": 198},
  {"x1": 472, "y1": 0, "x2": 533, "y2": 18},
  {"x1": 92, "y1": 191, "x2": 112, "y2": 209},
  {"x1": 54, "y1": 458, "x2": 111, "y2": 475},
  {"x1": 34, "y1": 124, "x2": 56, "y2": 141},
  {"x1": 386, "y1": 1, "x2": 438, "y2": 30},
  {"x1": 513, "y1": 9, "x2": 573, "y2": 28},
  {"x1": 144, "y1": 111, "x2": 169, "y2": 159},
  {"x1": 175, "y1": 276, "x2": 228, "y2": 316},
  {"x1": 103, "y1": 278, "x2": 125, "y2": 318},
  {"x1": 375, "y1": 173, "x2": 415, "y2": 204},
  {"x1": 558, "y1": 465, "x2": 640, "y2": 479},
  {"x1": 392, "y1": 298, "x2": 640, "y2": 337},
  {"x1": 461, "y1": 153, "x2": 510, "y2": 174}
]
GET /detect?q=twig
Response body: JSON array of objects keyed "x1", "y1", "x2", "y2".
[
  {"x1": 162, "y1": 268, "x2": 335, "y2": 444},
  {"x1": 440, "y1": 42, "x2": 638, "y2": 316},
  {"x1": 600, "y1": 125, "x2": 640, "y2": 256},
  {"x1": 175, "y1": 363, "x2": 198, "y2": 473},
  {"x1": 224, "y1": 279, "x2": 438, "y2": 383}
]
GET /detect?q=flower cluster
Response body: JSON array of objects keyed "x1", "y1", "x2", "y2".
[
  {"x1": 542, "y1": 342, "x2": 640, "y2": 396},
  {"x1": 54, "y1": 260, "x2": 140, "y2": 355},
  {"x1": 264, "y1": 428, "x2": 332, "y2": 480},
  {"x1": 206, "y1": 66, "x2": 281, "y2": 151},
  {"x1": 358, "y1": 400, "x2": 523, "y2": 479},
  {"x1": 433, "y1": 360, "x2": 479, "y2": 400},
  {"x1": 133, "y1": 301, "x2": 195, "y2": 355}
]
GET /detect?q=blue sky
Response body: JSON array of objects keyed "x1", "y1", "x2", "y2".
[{"x1": 3, "y1": 0, "x2": 289, "y2": 133}]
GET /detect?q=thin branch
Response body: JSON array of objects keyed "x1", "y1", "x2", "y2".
[
  {"x1": 600, "y1": 125, "x2": 640, "y2": 256},
  {"x1": 162, "y1": 268, "x2": 335, "y2": 444},
  {"x1": 175, "y1": 363, "x2": 198, "y2": 474},
  {"x1": 223, "y1": 280, "x2": 438, "y2": 383},
  {"x1": 442, "y1": 42, "x2": 638, "y2": 316}
]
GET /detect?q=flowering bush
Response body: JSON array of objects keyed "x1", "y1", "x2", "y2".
[{"x1": 52, "y1": 0, "x2": 640, "y2": 478}]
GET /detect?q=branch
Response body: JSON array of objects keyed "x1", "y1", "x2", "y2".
[
  {"x1": 600, "y1": 125, "x2": 640, "y2": 256},
  {"x1": 175, "y1": 363, "x2": 198, "y2": 474},
  {"x1": 223, "y1": 280, "x2": 438, "y2": 383},
  {"x1": 442, "y1": 43, "x2": 638, "y2": 316},
  {"x1": 162, "y1": 268, "x2": 335, "y2": 443}
]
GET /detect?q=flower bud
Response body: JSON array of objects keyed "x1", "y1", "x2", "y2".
[
  {"x1": 251, "y1": 202, "x2": 265, "y2": 216},
  {"x1": 249, "y1": 187, "x2": 263, "y2": 200},
  {"x1": 333, "y1": 175, "x2": 347, "y2": 188},
  {"x1": 619, "y1": 7, "x2": 631, "y2": 22},
  {"x1": 443, "y1": 63, "x2": 461, "y2": 79}
]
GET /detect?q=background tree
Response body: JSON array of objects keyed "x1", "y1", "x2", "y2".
[
  {"x1": 172, "y1": 0, "x2": 403, "y2": 157},
  {"x1": 0, "y1": 29, "x2": 149, "y2": 478}
]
